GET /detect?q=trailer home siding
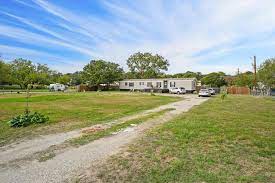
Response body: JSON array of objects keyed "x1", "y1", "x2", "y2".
[{"x1": 119, "y1": 78, "x2": 196, "y2": 92}]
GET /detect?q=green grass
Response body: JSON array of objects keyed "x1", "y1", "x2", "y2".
[
  {"x1": 0, "y1": 92, "x2": 180, "y2": 146},
  {"x1": 0, "y1": 87, "x2": 49, "y2": 93},
  {"x1": 69, "y1": 108, "x2": 175, "y2": 146},
  {"x1": 94, "y1": 95, "x2": 275, "y2": 183}
]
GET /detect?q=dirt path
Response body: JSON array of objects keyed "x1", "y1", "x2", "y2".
[
  {"x1": 0, "y1": 95, "x2": 209, "y2": 183},
  {"x1": 0, "y1": 95, "x2": 181, "y2": 164}
]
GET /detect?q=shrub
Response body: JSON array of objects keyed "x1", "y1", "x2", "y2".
[
  {"x1": 221, "y1": 92, "x2": 227, "y2": 100},
  {"x1": 8, "y1": 112, "x2": 49, "y2": 128}
]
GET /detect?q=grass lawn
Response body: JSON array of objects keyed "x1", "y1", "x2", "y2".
[
  {"x1": 94, "y1": 95, "x2": 275, "y2": 183},
  {"x1": 0, "y1": 92, "x2": 180, "y2": 146}
]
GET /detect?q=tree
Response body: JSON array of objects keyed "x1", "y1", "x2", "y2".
[
  {"x1": 50, "y1": 71, "x2": 62, "y2": 83},
  {"x1": 201, "y1": 72, "x2": 226, "y2": 87},
  {"x1": 127, "y1": 52, "x2": 169, "y2": 78},
  {"x1": 33, "y1": 63, "x2": 53, "y2": 85},
  {"x1": 123, "y1": 72, "x2": 137, "y2": 79},
  {"x1": 233, "y1": 72, "x2": 254, "y2": 88},
  {"x1": 10, "y1": 58, "x2": 36, "y2": 89},
  {"x1": 173, "y1": 71, "x2": 202, "y2": 80},
  {"x1": 58, "y1": 74, "x2": 71, "y2": 85},
  {"x1": 70, "y1": 71, "x2": 84, "y2": 85},
  {"x1": 258, "y1": 58, "x2": 275, "y2": 88},
  {"x1": 0, "y1": 60, "x2": 12, "y2": 85},
  {"x1": 83, "y1": 60, "x2": 124, "y2": 87}
]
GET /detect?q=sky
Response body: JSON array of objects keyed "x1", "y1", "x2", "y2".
[{"x1": 0, "y1": 0, "x2": 275, "y2": 74}]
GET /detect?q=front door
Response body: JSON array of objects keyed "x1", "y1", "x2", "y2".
[{"x1": 164, "y1": 80, "x2": 168, "y2": 89}]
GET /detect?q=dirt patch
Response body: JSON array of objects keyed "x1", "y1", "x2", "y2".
[{"x1": 81, "y1": 125, "x2": 106, "y2": 133}]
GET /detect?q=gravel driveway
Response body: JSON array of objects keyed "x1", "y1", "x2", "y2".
[{"x1": 0, "y1": 95, "x2": 209, "y2": 183}]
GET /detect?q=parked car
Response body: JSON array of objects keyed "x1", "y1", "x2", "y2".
[
  {"x1": 208, "y1": 88, "x2": 216, "y2": 95},
  {"x1": 169, "y1": 87, "x2": 186, "y2": 94},
  {"x1": 198, "y1": 89, "x2": 211, "y2": 97}
]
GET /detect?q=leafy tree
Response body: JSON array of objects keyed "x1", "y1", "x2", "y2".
[
  {"x1": 70, "y1": 71, "x2": 84, "y2": 85},
  {"x1": 127, "y1": 52, "x2": 169, "y2": 78},
  {"x1": 50, "y1": 72, "x2": 62, "y2": 83},
  {"x1": 33, "y1": 63, "x2": 53, "y2": 85},
  {"x1": 10, "y1": 58, "x2": 36, "y2": 89},
  {"x1": 83, "y1": 60, "x2": 124, "y2": 87},
  {"x1": 201, "y1": 72, "x2": 226, "y2": 87},
  {"x1": 0, "y1": 60, "x2": 12, "y2": 84},
  {"x1": 173, "y1": 71, "x2": 202, "y2": 80},
  {"x1": 159, "y1": 73, "x2": 173, "y2": 78},
  {"x1": 123, "y1": 72, "x2": 137, "y2": 79},
  {"x1": 58, "y1": 74, "x2": 71, "y2": 85},
  {"x1": 224, "y1": 76, "x2": 235, "y2": 86},
  {"x1": 233, "y1": 72, "x2": 254, "y2": 88},
  {"x1": 258, "y1": 58, "x2": 275, "y2": 88}
]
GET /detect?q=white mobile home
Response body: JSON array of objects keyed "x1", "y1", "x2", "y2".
[
  {"x1": 49, "y1": 83, "x2": 66, "y2": 92},
  {"x1": 119, "y1": 78, "x2": 197, "y2": 93}
]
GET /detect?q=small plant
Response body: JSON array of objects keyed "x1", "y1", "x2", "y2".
[
  {"x1": 8, "y1": 112, "x2": 49, "y2": 128},
  {"x1": 220, "y1": 92, "x2": 227, "y2": 101},
  {"x1": 8, "y1": 84, "x2": 50, "y2": 128}
]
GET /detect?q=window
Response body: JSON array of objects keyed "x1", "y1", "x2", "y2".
[
  {"x1": 129, "y1": 82, "x2": 134, "y2": 87},
  {"x1": 125, "y1": 82, "x2": 128, "y2": 86},
  {"x1": 164, "y1": 80, "x2": 168, "y2": 88},
  {"x1": 170, "y1": 81, "x2": 176, "y2": 87},
  {"x1": 156, "y1": 82, "x2": 162, "y2": 88},
  {"x1": 147, "y1": 82, "x2": 152, "y2": 87},
  {"x1": 139, "y1": 82, "x2": 144, "y2": 85}
]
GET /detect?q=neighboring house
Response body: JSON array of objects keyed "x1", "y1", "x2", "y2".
[
  {"x1": 49, "y1": 83, "x2": 66, "y2": 92},
  {"x1": 119, "y1": 78, "x2": 197, "y2": 93}
]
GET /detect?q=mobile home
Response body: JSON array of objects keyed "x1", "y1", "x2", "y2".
[
  {"x1": 119, "y1": 78, "x2": 197, "y2": 93},
  {"x1": 49, "y1": 83, "x2": 66, "y2": 92}
]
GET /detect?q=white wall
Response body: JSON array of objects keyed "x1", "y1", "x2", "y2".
[
  {"x1": 119, "y1": 79, "x2": 196, "y2": 91},
  {"x1": 119, "y1": 79, "x2": 164, "y2": 90},
  {"x1": 167, "y1": 79, "x2": 196, "y2": 91}
]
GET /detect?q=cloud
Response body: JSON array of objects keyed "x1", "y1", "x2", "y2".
[
  {"x1": 12, "y1": 0, "x2": 37, "y2": 9},
  {"x1": 1, "y1": 0, "x2": 275, "y2": 74},
  {"x1": 0, "y1": 44, "x2": 85, "y2": 73}
]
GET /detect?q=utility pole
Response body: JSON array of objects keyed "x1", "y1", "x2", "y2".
[
  {"x1": 237, "y1": 68, "x2": 240, "y2": 75},
  {"x1": 252, "y1": 56, "x2": 257, "y2": 88}
]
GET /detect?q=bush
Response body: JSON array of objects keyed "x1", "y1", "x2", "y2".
[
  {"x1": 8, "y1": 112, "x2": 49, "y2": 128},
  {"x1": 220, "y1": 92, "x2": 227, "y2": 100},
  {"x1": 0, "y1": 85, "x2": 21, "y2": 90}
]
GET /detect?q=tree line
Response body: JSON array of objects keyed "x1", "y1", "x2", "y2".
[{"x1": 0, "y1": 52, "x2": 274, "y2": 89}]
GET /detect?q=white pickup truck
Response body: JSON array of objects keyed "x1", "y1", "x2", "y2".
[
  {"x1": 198, "y1": 89, "x2": 211, "y2": 97},
  {"x1": 169, "y1": 87, "x2": 186, "y2": 94}
]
